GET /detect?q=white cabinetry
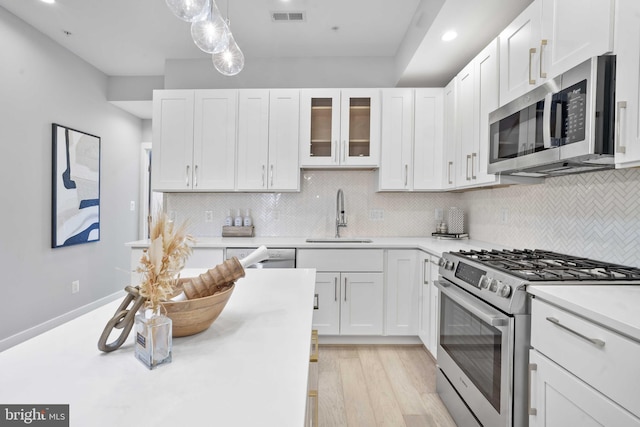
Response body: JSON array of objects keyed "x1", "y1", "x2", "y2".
[
  {"x1": 414, "y1": 89, "x2": 445, "y2": 190},
  {"x1": 378, "y1": 89, "x2": 414, "y2": 190},
  {"x1": 298, "y1": 249, "x2": 384, "y2": 336},
  {"x1": 237, "y1": 89, "x2": 300, "y2": 191},
  {"x1": 529, "y1": 298, "x2": 640, "y2": 426},
  {"x1": 417, "y1": 252, "x2": 440, "y2": 359},
  {"x1": 500, "y1": 0, "x2": 614, "y2": 105},
  {"x1": 152, "y1": 90, "x2": 237, "y2": 191},
  {"x1": 442, "y1": 79, "x2": 457, "y2": 189},
  {"x1": 614, "y1": 0, "x2": 640, "y2": 167},
  {"x1": 385, "y1": 250, "x2": 419, "y2": 335},
  {"x1": 300, "y1": 89, "x2": 381, "y2": 168}
]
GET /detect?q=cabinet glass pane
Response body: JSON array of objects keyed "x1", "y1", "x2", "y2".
[
  {"x1": 349, "y1": 98, "x2": 371, "y2": 157},
  {"x1": 310, "y1": 98, "x2": 333, "y2": 157}
]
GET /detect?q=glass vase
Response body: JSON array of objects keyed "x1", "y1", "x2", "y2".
[{"x1": 134, "y1": 309, "x2": 172, "y2": 369}]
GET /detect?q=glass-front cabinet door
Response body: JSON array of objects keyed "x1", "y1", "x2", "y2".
[{"x1": 300, "y1": 89, "x2": 380, "y2": 167}]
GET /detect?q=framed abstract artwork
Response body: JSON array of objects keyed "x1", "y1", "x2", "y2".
[{"x1": 52, "y1": 123, "x2": 101, "y2": 248}]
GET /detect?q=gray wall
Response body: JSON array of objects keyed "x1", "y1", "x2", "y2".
[{"x1": 0, "y1": 8, "x2": 142, "y2": 346}]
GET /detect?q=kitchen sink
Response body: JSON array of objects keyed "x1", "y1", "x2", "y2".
[{"x1": 305, "y1": 238, "x2": 373, "y2": 243}]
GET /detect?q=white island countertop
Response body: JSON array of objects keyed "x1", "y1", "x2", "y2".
[
  {"x1": 528, "y1": 285, "x2": 640, "y2": 342},
  {"x1": 0, "y1": 269, "x2": 316, "y2": 427}
]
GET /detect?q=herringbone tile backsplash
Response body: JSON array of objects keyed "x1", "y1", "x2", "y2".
[{"x1": 166, "y1": 168, "x2": 640, "y2": 267}]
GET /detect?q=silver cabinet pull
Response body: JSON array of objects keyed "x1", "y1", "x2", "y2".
[
  {"x1": 448, "y1": 161, "x2": 453, "y2": 185},
  {"x1": 528, "y1": 363, "x2": 537, "y2": 416},
  {"x1": 404, "y1": 164, "x2": 408, "y2": 187},
  {"x1": 333, "y1": 140, "x2": 338, "y2": 163},
  {"x1": 261, "y1": 165, "x2": 265, "y2": 187},
  {"x1": 529, "y1": 47, "x2": 537, "y2": 85},
  {"x1": 466, "y1": 154, "x2": 471, "y2": 181},
  {"x1": 342, "y1": 140, "x2": 347, "y2": 162},
  {"x1": 546, "y1": 317, "x2": 605, "y2": 348},
  {"x1": 194, "y1": 164, "x2": 198, "y2": 187},
  {"x1": 344, "y1": 277, "x2": 347, "y2": 302},
  {"x1": 471, "y1": 153, "x2": 477, "y2": 179},
  {"x1": 423, "y1": 259, "x2": 429, "y2": 285},
  {"x1": 616, "y1": 101, "x2": 627, "y2": 154},
  {"x1": 186, "y1": 165, "x2": 190, "y2": 187},
  {"x1": 314, "y1": 293, "x2": 319, "y2": 310},
  {"x1": 269, "y1": 164, "x2": 274, "y2": 187},
  {"x1": 334, "y1": 277, "x2": 337, "y2": 302},
  {"x1": 539, "y1": 40, "x2": 548, "y2": 78}
]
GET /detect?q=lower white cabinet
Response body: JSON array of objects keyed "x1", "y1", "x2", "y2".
[
  {"x1": 529, "y1": 350, "x2": 640, "y2": 427},
  {"x1": 529, "y1": 297, "x2": 640, "y2": 426},
  {"x1": 418, "y1": 252, "x2": 440, "y2": 359},
  {"x1": 385, "y1": 250, "x2": 419, "y2": 335},
  {"x1": 298, "y1": 249, "x2": 384, "y2": 336}
]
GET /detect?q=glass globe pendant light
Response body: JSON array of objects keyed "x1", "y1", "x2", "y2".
[
  {"x1": 165, "y1": 0, "x2": 209, "y2": 23},
  {"x1": 212, "y1": 32, "x2": 244, "y2": 76},
  {"x1": 191, "y1": 0, "x2": 230, "y2": 54}
]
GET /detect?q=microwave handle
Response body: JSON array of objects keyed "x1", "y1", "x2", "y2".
[{"x1": 543, "y1": 92, "x2": 552, "y2": 149}]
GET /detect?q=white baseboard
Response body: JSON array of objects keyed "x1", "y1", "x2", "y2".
[
  {"x1": 0, "y1": 290, "x2": 125, "y2": 353},
  {"x1": 317, "y1": 335, "x2": 422, "y2": 345}
]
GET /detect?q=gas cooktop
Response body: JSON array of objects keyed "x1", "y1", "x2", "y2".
[{"x1": 454, "y1": 249, "x2": 640, "y2": 282}]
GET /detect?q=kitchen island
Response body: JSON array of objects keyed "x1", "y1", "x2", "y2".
[{"x1": 0, "y1": 268, "x2": 316, "y2": 427}]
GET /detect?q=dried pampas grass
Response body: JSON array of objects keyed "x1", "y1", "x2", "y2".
[{"x1": 138, "y1": 211, "x2": 193, "y2": 312}]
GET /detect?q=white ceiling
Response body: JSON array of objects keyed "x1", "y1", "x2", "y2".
[{"x1": 0, "y1": 0, "x2": 532, "y2": 118}]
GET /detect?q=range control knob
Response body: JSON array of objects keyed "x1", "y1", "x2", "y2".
[
  {"x1": 498, "y1": 284, "x2": 512, "y2": 298},
  {"x1": 445, "y1": 261, "x2": 455, "y2": 271},
  {"x1": 479, "y1": 275, "x2": 491, "y2": 289},
  {"x1": 489, "y1": 279, "x2": 499, "y2": 292},
  {"x1": 438, "y1": 258, "x2": 447, "y2": 267}
]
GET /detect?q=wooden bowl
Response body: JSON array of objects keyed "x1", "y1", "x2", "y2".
[{"x1": 161, "y1": 283, "x2": 235, "y2": 337}]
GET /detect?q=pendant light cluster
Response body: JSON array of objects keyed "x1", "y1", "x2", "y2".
[{"x1": 165, "y1": 0, "x2": 244, "y2": 76}]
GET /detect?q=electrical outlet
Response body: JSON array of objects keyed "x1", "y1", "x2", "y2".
[
  {"x1": 169, "y1": 211, "x2": 177, "y2": 221},
  {"x1": 130, "y1": 201, "x2": 135, "y2": 211},
  {"x1": 72, "y1": 280, "x2": 80, "y2": 294},
  {"x1": 369, "y1": 209, "x2": 384, "y2": 221},
  {"x1": 435, "y1": 208, "x2": 444, "y2": 220},
  {"x1": 205, "y1": 210, "x2": 214, "y2": 222},
  {"x1": 500, "y1": 208, "x2": 509, "y2": 224}
]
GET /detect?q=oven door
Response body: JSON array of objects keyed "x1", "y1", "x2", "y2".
[{"x1": 436, "y1": 279, "x2": 514, "y2": 427}]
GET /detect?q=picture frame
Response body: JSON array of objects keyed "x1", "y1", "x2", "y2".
[{"x1": 51, "y1": 123, "x2": 101, "y2": 248}]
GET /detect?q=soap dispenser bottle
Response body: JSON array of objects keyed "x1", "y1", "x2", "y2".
[
  {"x1": 243, "y1": 209, "x2": 253, "y2": 227},
  {"x1": 224, "y1": 209, "x2": 234, "y2": 227},
  {"x1": 234, "y1": 209, "x2": 243, "y2": 227}
]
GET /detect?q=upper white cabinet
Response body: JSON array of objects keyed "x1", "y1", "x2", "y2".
[
  {"x1": 442, "y1": 78, "x2": 458, "y2": 189},
  {"x1": 237, "y1": 89, "x2": 300, "y2": 191},
  {"x1": 300, "y1": 89, "x2": 381, "y2": 168},
  {"x1": 500, "y1": 0, "x2": 614, "y2": 105},
  {"x1": 152, "y1": 90, "x2": 237, "y2": 192},
  {"x1": 614, "y1": 0, "x2": 640, "y2": 168},
  {"x1": 413, "y1": 89, "x2": 445, "y2": 190},
  {"x1": 378, "y1": 89, "x2": 414, "y2": 190}
]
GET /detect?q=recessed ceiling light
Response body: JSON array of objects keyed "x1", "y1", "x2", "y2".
[
  {"x1": 41, "y1": 0, "x2": 55, "y2": 4},
  {"x1": 441, "y1": 30, "x2": 458, "y2": 42}
]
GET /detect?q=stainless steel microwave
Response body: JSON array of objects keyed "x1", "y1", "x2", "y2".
[{"x1": 488, "y1": 56, "x2": 616, "y2": 177}]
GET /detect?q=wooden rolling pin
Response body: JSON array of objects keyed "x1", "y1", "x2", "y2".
[{"x1": 171, "y1": 245, "x2": 269, "y2": 301}]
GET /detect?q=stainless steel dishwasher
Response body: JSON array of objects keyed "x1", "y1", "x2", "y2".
[{"x1": 225, "y1": 247, "x2": 296, "y2": 268}]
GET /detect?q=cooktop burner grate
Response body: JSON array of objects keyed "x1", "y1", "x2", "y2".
[{"x1": 454, "y1": 249, "x2": 640, "y2": 281}]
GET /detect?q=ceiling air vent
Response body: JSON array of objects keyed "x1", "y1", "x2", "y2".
[{"x1": 271, "y1": 11, "x2": 305, "y2": 22}]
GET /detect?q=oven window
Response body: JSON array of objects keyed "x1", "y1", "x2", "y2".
[{"x1": 440, "y1": 293, "x2": 502, "y2": 411}]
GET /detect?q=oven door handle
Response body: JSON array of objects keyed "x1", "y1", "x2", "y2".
[{"x1": 435, "y1": 280, "x2": 508, "y2": 327}]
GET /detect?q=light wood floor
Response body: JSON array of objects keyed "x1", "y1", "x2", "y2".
[{"x1": 317, "y1": 345, "x2": 457, "y2": 427}]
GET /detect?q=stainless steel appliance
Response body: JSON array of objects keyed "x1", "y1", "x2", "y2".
[
  {"x1": 225, "y1": 247, "x2": 296, "y2": 268},
  {"x1": 488, "y1": 56, "x2": 616, "y2": 177},
  {"x1": 435, "y1": 249, "x2": 640, "y2": 427}
]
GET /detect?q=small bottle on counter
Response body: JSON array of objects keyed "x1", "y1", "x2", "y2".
[
  {"x1": 243, "y1": 209, "x2": 253, "y2": 227},
  {"x1": 234, "y1": 209, "x2": 243, "y2": 227},
  {"x1": 224, "y1": 209, "x2": 234, "y2": 227}
]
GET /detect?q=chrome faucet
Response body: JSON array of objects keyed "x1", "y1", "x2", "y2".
[{"x1": 335, "y1": 188, "x2": 347, "y2": 238}]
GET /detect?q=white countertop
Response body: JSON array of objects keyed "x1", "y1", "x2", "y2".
[
  {"x1": 126, "y1": 236, "x2": 507, "y2": 257},
  {"x1": 528, "y1": 285, "x2": 640, "y2": 342},
  {"x1": 0, "y1": 269, "x2": 317, "y2": 427}
]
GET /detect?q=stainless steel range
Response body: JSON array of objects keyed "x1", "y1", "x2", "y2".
[{"x1": 435, "y1": 249, "x2": 640, "y2": 427}]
